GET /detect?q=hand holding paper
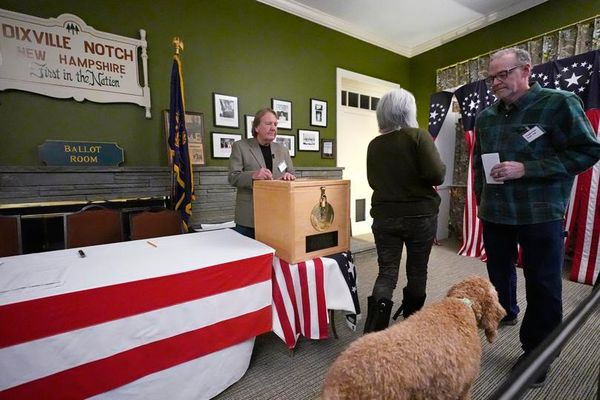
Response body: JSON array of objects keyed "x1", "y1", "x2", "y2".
[{"x1": 482, "y1": 153, "x2": 503, "y2": 184}]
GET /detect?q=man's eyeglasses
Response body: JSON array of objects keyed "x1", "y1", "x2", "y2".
[{"x1": 484, "y1": 65, "x2": 522, "y2": 86}]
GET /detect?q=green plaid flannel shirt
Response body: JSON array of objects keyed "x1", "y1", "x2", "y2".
[{"x1": 474, "y1": 83, "x2": 600, "y2": 225}]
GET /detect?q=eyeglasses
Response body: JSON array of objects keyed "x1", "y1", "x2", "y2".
[{"x1": 484, "y1": 65, "x2": 522, "y2": 86}]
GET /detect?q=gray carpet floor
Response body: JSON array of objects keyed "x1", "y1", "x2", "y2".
[{"x1": 214, "y1": 238, "x2": 599, "y2": 400}]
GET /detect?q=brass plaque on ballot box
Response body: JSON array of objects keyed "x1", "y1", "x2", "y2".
[{"x1": 253, "y1": 179, "x2": 350, "y2": 264}]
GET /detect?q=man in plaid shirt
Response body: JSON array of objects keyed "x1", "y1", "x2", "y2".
[{"x1": 473, "y1": 47, "x2": 600, "y2": 388}]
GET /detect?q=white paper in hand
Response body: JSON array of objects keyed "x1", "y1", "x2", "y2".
[{"x1": 482, "y1": 153, "x2": 503, "y2": 185}]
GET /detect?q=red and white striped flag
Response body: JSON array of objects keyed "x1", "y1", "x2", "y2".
[
  {"x1": 454, "y1": 80, "x2": 494, "y2": 259},
  {"x1": 272, "y1": 257, "x2": 329, "y2": 349},
  {"x1": 566, "y1": 109, "x2": 600, "y2": 285},
  {"x1": 531, "y1": 50, "x2": 600, "y2": 285},
  {"x1": 0, "y1": 231, "x2": 274, "y2": 399}
]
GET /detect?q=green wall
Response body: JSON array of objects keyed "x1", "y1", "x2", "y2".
[
  {"x1": 0, "y1": 0, "x2": 409, "y2": 167},
  {"x1": 1, "y1": 0, "x2": 599, "y2": 167},
  {"x1": 410, "y1": 0, "x2": 600, "y2": 127}
]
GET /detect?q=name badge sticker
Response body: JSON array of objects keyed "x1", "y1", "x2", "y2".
[
  {"x1": 522, "y1": 126, "x2": 545, "y2": 143},
  {"x1": 278, "y1": 161, "x2": 287, "y2": 172}
]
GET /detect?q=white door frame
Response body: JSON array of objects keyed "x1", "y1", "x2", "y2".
[
  {"x1": 336, "y1": 68, "x2": 399, "y2": 236},
  {"x1": 335, "y1": 68, "x2": 400, "y2": 115}
]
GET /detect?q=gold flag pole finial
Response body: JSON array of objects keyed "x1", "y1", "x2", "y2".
[{"x1": 173, "y1": 37, "x2": 184, "y2": 56}]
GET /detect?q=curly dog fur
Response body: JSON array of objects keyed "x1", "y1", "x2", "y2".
[{"x1": 322, "y1": 276, "x2": 506, "y2": 400}]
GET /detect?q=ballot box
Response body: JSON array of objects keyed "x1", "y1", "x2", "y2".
[{"x1": 254, "y1": 179, "x2": 350, "y2": 264}]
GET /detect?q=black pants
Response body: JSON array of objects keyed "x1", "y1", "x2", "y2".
[
  {"x1": 232, "y1": 224, "x2": 255, "y2": 239},
  {"x1": 482, "y1": 220, "x2": 564, "y2": 353},
  {"x1": 371, "y1": 214, "x2": 437, "y2": 300}
]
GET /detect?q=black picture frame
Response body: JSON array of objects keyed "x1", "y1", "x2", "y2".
[
  {"x1": 244, "y1": 114, "x2": 255, "y2": 138},
  {"x1": 271, "y1": 98, "x2": 292, "y2": 130},
  {"x1": 211, "y1": 132, "x2": 241, "y2": 159},
  {"x1": 275, "y1": 134, "x2": 296, "y2": 157},
  {"x1": 163, "y1": 109, "x2": 205, "y2": 165},
  {"x1": 298, "y1": 129, "x2": 320, "y2": 152},
  {"x1": 320, "y1": 138, "x2": 335, "y2": 159},
  {"x1": 213, "y1": 93, "x2": 239, "y2": 128},
  {"x1": 310, "y1": 98, "x2": 327, "y2": 127}
]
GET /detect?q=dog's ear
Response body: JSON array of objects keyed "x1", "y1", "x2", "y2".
[
  {"x1": 448, "y1": 276, "x2": 506, "y2": 342},
  {"x1": 482, "y1": 288, "x2": 507, "y2": 343}
]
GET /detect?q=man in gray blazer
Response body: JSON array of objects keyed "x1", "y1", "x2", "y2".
[{"x1": 228, "y1": 107, "x2": 295, "y2": 238}]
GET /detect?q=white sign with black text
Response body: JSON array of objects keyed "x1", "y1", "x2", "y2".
[{"x1": 0, "y1": 9, "x2": 151, "y2": 117}]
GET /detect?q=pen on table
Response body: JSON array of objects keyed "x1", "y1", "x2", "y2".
[
  {"x1": 146, "y1": 240, "x2": 157, "y2": 248},
  {"x1": 78, "y1": 249, "x2": 86, "y2": 258}
]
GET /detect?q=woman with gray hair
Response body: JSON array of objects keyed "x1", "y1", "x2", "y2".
[{"x1": 363, "y1": 88, "x2": 446, "y2": 333}]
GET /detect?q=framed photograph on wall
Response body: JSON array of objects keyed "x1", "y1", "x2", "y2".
[
  {"x1": 310, "y1": 98, "x2": 327, "y2": 127},
  {"x1": 213, "y1": 93, "x2": 239, "y2": 128},
  {"x1": 271, "y1": 98, "x2": 292, "y2": 130},
  {"x1": 275, "y1": 134, "x2": 296, "y2": 157},
  {"x1": 211, "y1": 132, "x2": 241, "y2": 159},
  {"x1": 321, "y1": 138, "x2": 335, "y2": 159},
  {"x1": 298, "y1": 129, "x2": 320, "y2": 152},
  {"x1": 244, "y1": 114, "x2": 255, "y2": 138},
  {"x1": 163, "y1": 110, "x2": 205, "y2": 165}
]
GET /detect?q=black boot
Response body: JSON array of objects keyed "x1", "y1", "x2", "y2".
[
  {"x1": 363, "y1": 296, "x2": 376, "y2": 334},
  {"x1": 392, "y1": 287, "x2": 426, "y2": 320},
  {"x1": 374, "y1": 298, "x2": 393, "y2": 331},
  {"x1": 363, "y1": 296, "x2": 393, "y2": 334}
]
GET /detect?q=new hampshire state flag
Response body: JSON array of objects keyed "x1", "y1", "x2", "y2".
[{"x1": 168, "y1": 54, "x2": 194, "y2": 231}]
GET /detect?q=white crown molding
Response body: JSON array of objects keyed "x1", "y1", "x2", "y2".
[
  {"x1": 256, "y1": 0, "x2": 412, "y2": 56},
  {"x1": 257, "y1": 0, "x2": 548, "y2": 58},
  {"x1": 410, "y1": 0, "x2": 549, "y2": 56}
]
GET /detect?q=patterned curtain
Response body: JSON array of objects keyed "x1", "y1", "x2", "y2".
[
  {"x1": 576, "y1": 21, "x2": 594, "y2": 54},
  {"x1": 436, "y1": 16, "x2": 600, "y2": 91}
]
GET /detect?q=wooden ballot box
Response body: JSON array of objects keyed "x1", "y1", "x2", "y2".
[{"x1": 254, "y1": 179, "x2": 350, "y2": 264}]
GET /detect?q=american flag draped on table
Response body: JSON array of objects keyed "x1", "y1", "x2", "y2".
[
  {"x1": 272, "y1": 257, "x2": 328, "y2": 349},
  {"x1": 168, "y1": 54, "x2": 195, "y2": 231},
  {"x1": 453, "y1": 80, "x2": 496, "y2": 259},
  {"x1": 271, "y1": 253, "x2": 358, "y2": 349},
  {"x1": 326, "y1": 252, "x2": 360, "y2": 330},
  {"x1": 530, "y1": 50, "x2": 600, "y2": 285}
]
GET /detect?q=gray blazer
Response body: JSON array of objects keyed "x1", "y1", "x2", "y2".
[{"x1": 228, "y1": 138, "x2": 295, "y2": 227}]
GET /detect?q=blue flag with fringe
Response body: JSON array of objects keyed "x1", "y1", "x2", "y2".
[{"x1": 168, "y1": 55, "x2": 194, "y2": 231}]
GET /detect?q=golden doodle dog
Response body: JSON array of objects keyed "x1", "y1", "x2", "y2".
[{"x1": 322, "y1": 276, "x2": 506, "y2": 400}]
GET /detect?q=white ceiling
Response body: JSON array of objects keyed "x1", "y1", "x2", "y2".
[{"x1": 257, "y1": 0, "x2": 548, "y2": 57}]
